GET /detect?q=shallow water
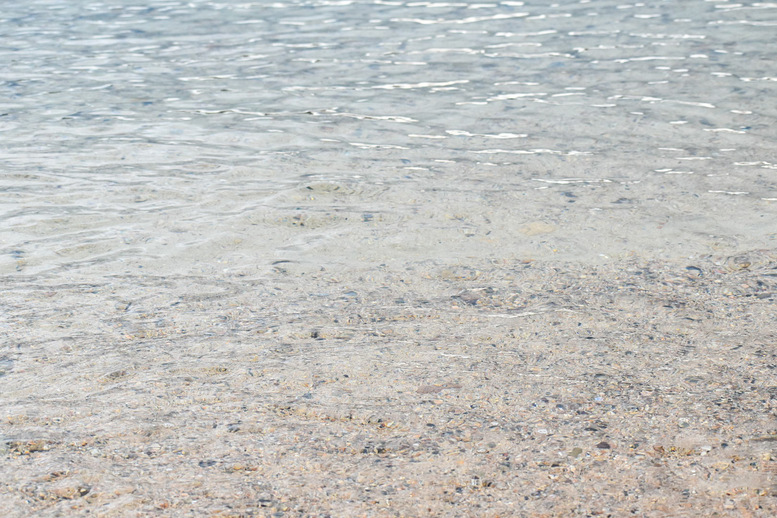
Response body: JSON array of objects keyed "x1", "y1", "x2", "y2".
[
  {"x1": 1, "y1": 0, "x2": 776, "y2": 279},
  {"x1": 3, "y1": 3, "x2": 777, "y2": 515}
]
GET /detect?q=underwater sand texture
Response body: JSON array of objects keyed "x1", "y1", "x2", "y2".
[
  {"x1": 2, "y1": 252, "x2": 776, "y2": 516},
  {"x1": 2, "y1": 0, "x2": 777, "y2": 515}
]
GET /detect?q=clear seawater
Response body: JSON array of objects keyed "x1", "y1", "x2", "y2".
[{"x1": 1, "y1": 0, "x2": 776, "y2": 278}]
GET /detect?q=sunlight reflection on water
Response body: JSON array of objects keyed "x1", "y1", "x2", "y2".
[{"x1": 1, "y1": 0, "x2": 776, "y2": 276}]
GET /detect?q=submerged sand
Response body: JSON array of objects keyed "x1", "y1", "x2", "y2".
[
  {"x1": 3, "y1": 0, "x2": 777, "y2": 514},
  {"x1": 2, "y1": 250, "x2": 776, "y2": 516}
]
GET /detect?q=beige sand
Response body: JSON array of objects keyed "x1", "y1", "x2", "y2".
[{"x1": 2, "y1": 250, "x2": 776, "y2": 516}]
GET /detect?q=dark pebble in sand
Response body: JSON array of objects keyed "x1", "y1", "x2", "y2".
[
  {"x1": 596, "y1": 441, "x2": 611, "y2": 449},
  {"x1": 685, "y1": 266, "x2": 703, "y2": 278}
]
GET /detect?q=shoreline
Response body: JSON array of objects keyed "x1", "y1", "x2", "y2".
[{"x1": 2, "y1": 251, "x2": 776, "y2": 516}]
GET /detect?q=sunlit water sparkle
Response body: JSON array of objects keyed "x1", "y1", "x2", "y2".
[{"x1": 1, "y1": 0, "x2": 776, "y2": 278}]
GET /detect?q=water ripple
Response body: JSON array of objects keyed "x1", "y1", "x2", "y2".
[{"x1": 1, "y1": 0, "x2": 775, "y2": 275}]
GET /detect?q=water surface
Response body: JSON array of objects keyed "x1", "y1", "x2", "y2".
[{"x1": 1, "y1": 0, "x2": 776, "y2": 278}]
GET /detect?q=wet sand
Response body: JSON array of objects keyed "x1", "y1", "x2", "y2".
[
  {"x1": 2, "y1": 251, "x2": 776, "y2": 516},
  {"x1": 2, "y1": 1, "x2": 777, "y2": 515}
]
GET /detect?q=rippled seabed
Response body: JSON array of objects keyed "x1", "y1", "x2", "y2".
[{"x1": 2, "y1": 1, "x2": 777, "y2": 516}]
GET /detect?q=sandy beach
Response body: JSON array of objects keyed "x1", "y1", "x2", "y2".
[
  {"x1": 2, "y1": 0, "x2": 777, "y2": 515},
  {"x1": 3, "y1": 249, "x2": 777, "y2": 516}
]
